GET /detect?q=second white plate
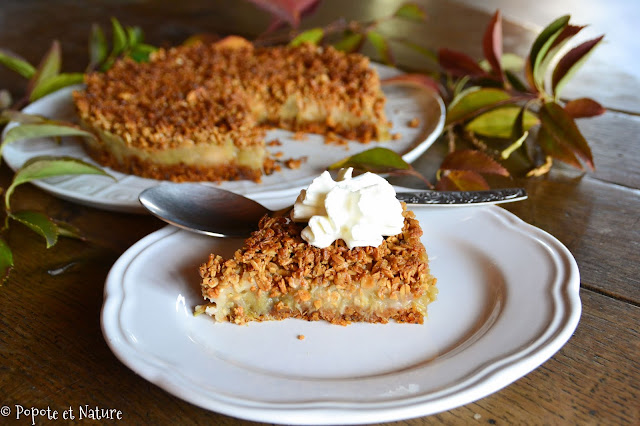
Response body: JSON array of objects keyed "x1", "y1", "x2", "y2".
[{"x1": 2, "y1": 65, "x2": 445, "y2": 213}]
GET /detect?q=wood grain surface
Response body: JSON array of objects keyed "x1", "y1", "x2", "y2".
[{"x1": 0, "y1": 1, "x2": 637, "y2": 425}]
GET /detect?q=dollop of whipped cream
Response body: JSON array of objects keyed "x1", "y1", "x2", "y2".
[{"x1": 292, "y1": 168, "x2": 404, "y2": 249}]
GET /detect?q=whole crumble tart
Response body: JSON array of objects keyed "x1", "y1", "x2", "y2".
[
  {"x1": 197, "y1": 205, "x2": 437, "y2": 325},
  {"x1": 72, "y1": 36, "x2": 390, "y2": 182}
]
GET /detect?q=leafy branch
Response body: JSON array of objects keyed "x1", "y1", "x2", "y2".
[
  {"x1": 248, "y1": 2, "x2": 605, "y2": 190},
  {"x1": 0, "y1": 18, "x2": 145, "y2": 282}
]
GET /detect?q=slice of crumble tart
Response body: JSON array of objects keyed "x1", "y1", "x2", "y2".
[{"x1": 197, "y1": 205, "x2": 437, "y2": 325}]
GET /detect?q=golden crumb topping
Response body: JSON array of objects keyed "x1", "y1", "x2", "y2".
[
  {"x1": 73, "y1": 38, "x2": 388, "y2": 152},
  {"x1": 200, "y1": 205, "x2": 430, "y2": 301}
]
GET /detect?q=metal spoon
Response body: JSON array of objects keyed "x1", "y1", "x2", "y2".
[{"x1": 139, "y1": 183, "x2": 527, "y2": 238}]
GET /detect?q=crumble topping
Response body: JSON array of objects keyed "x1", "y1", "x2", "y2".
[
  {"x1": 199, "y1": 204, "x2": 436, "y2": 325},
  {"x1": 74, "y1": 39, "x2": 388, "y2": 152}
]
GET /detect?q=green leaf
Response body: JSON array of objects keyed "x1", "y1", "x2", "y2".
[
  {"x1": 29, "y1": 72, "x2": 85, "y2": 102},
  {"x1": 0, "y1": 110, "x2": 48, "y2": 125},
  {"x1": 10, "y1": 211, "x2": 59, "y2": 248},
  {"x1": 5, "y1": 156, "x2": 112, "y2": 209},
  {"x1": 536, "y1": 24, "x2": 584, "y2": 89},
  {"x1": 394, "y1": 38, "x2": 438, "y2": 62},
  {"x1": 111, "y1": 17, "x2": 128, "y2": 56},
  {"x1": 479, "y1": 53, "x2": 525, "y2": 73},
  {"x1": 0, "y1": 49, "x2": 36, "y2": 78},
  {"x1": 129, "y1": 43, "x2": 156, "y2": 62},
  {"x1": 289, "y1": 28, "x2": 324, "y2": 47},
  {"x1": 500, "y1": 104, "x2": 529, "y2": 160},
  {"x1": 29, "y1": 40, "x2": 62, "y2": 98},
  {"x1": 333, "y1": 32, "x2": 364, "y2": 53},
  {"x1": 88, "y1": 23, "x2": 108, "y2": 70},
  {"x1": 126, "y1": 26, "x2": 144, "y2": 47},
  {"x1": 505, "y1": 69, "x2": 528, "y2": 92},
  {"x1": 538, "y1": 101, "x2": 594, "y2": 170},
  {"x1": 465, "y1": 106, "x2": 539, "y2": 138},
  {"x1": 1, "y1": 123, "x2": 95, "y2": 154},
  {"x1": 452, "y1": 75, "x2": 471, "y2": 99},
  {"x1": 54, "y1": 220, "x2": 86, "y2": 241},
  {"x1": 0, "y1": 238, "x2": 14, "y2": 284},
  {"x1": 552, "y1": 36, "x2": 604, "y2": 98},
  {"x1": 446, "y1": 87, "x2": 511, "y2": 125},
  {"x1": 393, "y1": 3, "x2": 427, "y2": 21},
  {"x1": 329, "y1": 147, "x2": 410, "y2": 172},
  {"x1": 528, "y1": 15, "x2": 570, "y2": 89},
  {"x1": 366, "y1": 31, "x2": 394, "y2": 65}
]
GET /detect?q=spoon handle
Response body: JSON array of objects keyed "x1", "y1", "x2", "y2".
[{"x1": 396, "y1": 188, "x2": 527, "y2": 206}]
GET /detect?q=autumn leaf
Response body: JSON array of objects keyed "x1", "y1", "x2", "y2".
[
  {"x1": 552, "y1": 35, "x2": 604, "y2": 97},
  {"x1": 482, "y1": 10, "x2": 503, "y2": 80},
  {"x1": 538, "y1": 101, "x2": 594, "y2": 170},
  {"x1": 536, "y1": 126, "x2": 582, "y2": 170},
  {"x1": 527, "y1": 15, "x2": 570, "y2": 90},
  {"x1": 248, "y1": 0, "x2": 322, "y2": 31},
  {"x1": 438, "y1": 48, "x2": 486, "y2": 77},
  {"x1": 536, "y1": 24, "x2": 585, "y2": 89},
  {"x1": 439, "y1": 149, "x2": 510, "y2": 177},
  {"x1": 564, "y1": 98, "x2": 605, "y2": 119},
  {"x1": 436, "y1": 170, "x2": 489, "y2": 191}
]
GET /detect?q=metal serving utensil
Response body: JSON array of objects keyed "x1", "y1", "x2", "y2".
[{"x1": 139, "y1": 183, "x2": 527, "y2": 238}]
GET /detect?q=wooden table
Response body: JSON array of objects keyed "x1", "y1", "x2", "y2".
[{"x1": 0, "y1": 1, "x2": 637, "y2": 424}]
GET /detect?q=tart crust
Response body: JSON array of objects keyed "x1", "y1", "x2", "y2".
[
  {"x1": 198, "y1": 205, "x2": 437, "y2": 325},
  {"x1": 73, "y1": 37, "x2": 390, "y2": 182}
]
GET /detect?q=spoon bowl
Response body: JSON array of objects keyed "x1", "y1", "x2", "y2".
[{"x1": 139, "y1": 183, "x2": 289, "y2": 238}]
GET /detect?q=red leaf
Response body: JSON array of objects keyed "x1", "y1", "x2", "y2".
[
  {"x1": 549, "y1": 24, "x2": 585, "y2": 50},
  {"x1": 538, "y1": 101, "x2": 594, "y2": 170},
  {"x1": 482, "y1": 10, "x2": 503, "y2": 80},
  {"x1": 537, "y1": 126, "x2": 583, "y2": 169},
  {"x1": 564, "y1": 98, "x2": 605, "y2": 119},
  {"x1": 552, "y1": 35, "x2": 604, "y2": 95},
  {"x1": 438, "y1": 48, "x2": 486, "y2": 77},
  {"x1": 248, "y1": 0, "x2": 322, "y2": 31},
  {"x1": 440, "y1": 149, "x2": 510, "y2": 176},
  {"x1": 436, "y1": 170, "x2": 490, "y2": 191},
  {"x1": 381, "y1": 73, "x2": 441, "y2": 93}
]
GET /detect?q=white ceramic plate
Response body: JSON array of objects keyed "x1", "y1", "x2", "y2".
[
  {"x1": 2, "y1": 65, "x2": 445, "y2": 213},
  {"x1": 101, "y1": 193, "x2": 581, "y2": 425}
]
